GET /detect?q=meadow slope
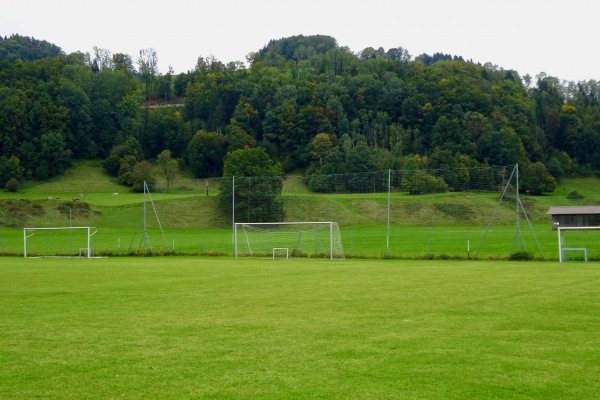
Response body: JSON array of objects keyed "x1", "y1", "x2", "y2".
[{"x1": 2, "y1": 161, "x2": 600, "y2": 259}]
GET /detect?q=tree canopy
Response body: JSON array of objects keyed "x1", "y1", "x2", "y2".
[
  {"x1": 2, "y1": 33, "x2": 600, "y2": 199},
  {"x1": 218, "y1": 147, "x2": 284, "y2": 223}
]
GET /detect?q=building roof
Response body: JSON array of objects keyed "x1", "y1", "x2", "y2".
[{"x1": 546, "y1": 206, "x2": 600, "y2": 215}]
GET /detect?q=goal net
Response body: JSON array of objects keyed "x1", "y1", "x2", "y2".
[
  {"x1": 23, "y1": 227, "x2": 96, "y2": 258},
  {"x1": 557, "y1": 226, "x2": 600, "y2": 263},
  {"x1": 234, "y1": 222, "x2": 345, "y2": 259}
]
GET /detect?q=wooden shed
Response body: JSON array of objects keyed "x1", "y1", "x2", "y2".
[{"x1": 546, "y1": 206, "x2": 600, "y2": 229}]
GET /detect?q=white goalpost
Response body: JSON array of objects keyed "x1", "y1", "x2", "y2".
[
  {"x1": 23, "y1": 226, "x2": 96, "y2": 258},
  {"x1": 234, "y1": 222, "x2": 344, "y2": 260},
  {"x1": 557, "y1": 226, "x2": 600, "y2": 263}
]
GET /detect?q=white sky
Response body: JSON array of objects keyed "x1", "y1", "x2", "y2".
[{"x1": 2, "y1": 0, "x2": 598, "y2": 82}]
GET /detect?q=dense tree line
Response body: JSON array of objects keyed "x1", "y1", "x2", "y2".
[
  {"x1": 1, "y1": 34, "x2": 599, "y2": 199},
  {"x1": 0, "y1": 34, "x2": 62, "y2": 63}
]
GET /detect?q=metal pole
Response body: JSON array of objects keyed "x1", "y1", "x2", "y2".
[
  {"x1": 516, "y1": 163, "x2": 521, "y2": 252},
  {"x1": 467, "y1": 228, "x2": 470, "y2": 259},
  {"x1": 143, "y1": 181, "x2": 147, "y2": 254},
  {"x1": 386, "y1": 169, "x2": 391, "y2": 257},
  {"x1": 232, "y1": 175, "x2": 235, "y2": 257},
  {"x1": 427, "y1": 229, "x2": 431, "y2": 257},
  {"x1": 69, "y1": 208, "x2": 72, "y2": 256}
]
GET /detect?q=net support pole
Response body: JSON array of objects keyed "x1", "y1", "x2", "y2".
[
  {"x1": 386, "y1": 169, "x2": 391, "y2": 257},
  {"x1": 232, "y1": 175, "x2": 236, "y2": 258},
  {"x1": 69, "y1": 208, "x2": 72, "y2": 256}
]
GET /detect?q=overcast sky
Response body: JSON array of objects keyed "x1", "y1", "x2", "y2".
[{"x1": 2, "y1": 0, "x2": 597, "y2": 82}]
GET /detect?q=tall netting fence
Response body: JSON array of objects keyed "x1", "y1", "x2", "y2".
[{"x1": 0, "y1": 164, "x2": 557, "y2": 259}]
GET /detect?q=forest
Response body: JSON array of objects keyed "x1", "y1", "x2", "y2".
[{"x1": 1, "y1": 33, "x2": 599, "y2": 196}]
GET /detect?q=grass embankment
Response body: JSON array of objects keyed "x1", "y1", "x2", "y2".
[
  {"x1": 2, "y1": 160, "x2": 600, "y2": 259},
  {"x1": 1, "y1": 258, "x2": 599, "y2": 399}
]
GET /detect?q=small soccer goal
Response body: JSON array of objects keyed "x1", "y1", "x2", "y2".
[
  {"x1": 23, "y1": 227, "x2": 97, "y2": 258},
  {"x1": 272, "y1": 248, "x2": 290, "y2": 260},
  {"x1": 234, "y1": 222, "x2": 345, "y2": 259}
]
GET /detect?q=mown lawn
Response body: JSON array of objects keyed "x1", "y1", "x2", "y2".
[
  {"x1": 1, "y1": 257, "x2": 599, "y2": 399},
  {"x1": 4, "y1": 220, "x2": 594, "y2": 260}
]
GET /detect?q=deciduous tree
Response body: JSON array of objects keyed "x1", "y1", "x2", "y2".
[
  {"x1": 186, "y1": 131, "x2": 225, "y2": 177},
  {"x1": 522, "y1": 162, "x2": 557, "y2": 195},
  {"x1": 157, "y1": 150, "x2": 179, "y2": 191},
  {"x1": 218, "y1": 147, "x2": 284, "y2": 222}
]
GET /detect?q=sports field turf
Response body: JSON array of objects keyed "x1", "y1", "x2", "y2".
[{"x1": 1, "y1": 257, "x2": 599, "y2": 399}]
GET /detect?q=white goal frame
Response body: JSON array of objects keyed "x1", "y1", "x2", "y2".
[
  {"x1": 272, "y1": 248, "x2": 289, "y2": 260},
  {"x1": 234, "y1": 222, "x2": 344, "y2": 260},
  {"x1": 557, "y1": 226, "x2": 600, "y2": 263},
  {"x1": 23, "y1": 226, "x2": 96, "y2": 258}
]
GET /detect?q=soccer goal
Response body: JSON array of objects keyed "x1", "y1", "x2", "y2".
[
  {"x1": 557, "y1": 226, "x2": 600, "y2": 263},
  {"x1": 234, "y1": 222, "x2": 345, "y2": 259},
  {"x1": 23, "y1": 227, "x2": 97, "y2": 258}
]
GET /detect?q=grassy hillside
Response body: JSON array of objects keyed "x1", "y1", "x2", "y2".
[
  {"x1": 4, "y1": 160, "x2": 600, "y2": 229},
  {"x1": 4, "y1": 161, "x2": 600, "y2": 227},
  {"x1": 2, "y1": 161, "x2": 600, "y2": 258}
]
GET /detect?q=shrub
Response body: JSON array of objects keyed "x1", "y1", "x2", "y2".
[
  {"x1": 567, "y1": 191, "x2": 583, "y2": 200},
  {"x1": 509, "y1": 251, "x2": 534, "y2": 261},
  {"x1": 5, "y1": 178, "x2": 19, "y2": 192}
]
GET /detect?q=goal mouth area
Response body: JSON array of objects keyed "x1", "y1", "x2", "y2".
[
  {"x1": 23, "y1": 226, "x2": 99, "y2": 258},
  {"x1": 234, "y1": 222, "x2": 345, "y2": 260},
  {"x1": 557, "y1": 226, "x2": 600, "y2": 263}
]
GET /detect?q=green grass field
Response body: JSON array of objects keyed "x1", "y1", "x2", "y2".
[
  {"x1": 4, "y1": 221, "x2": 597, "y2": 261},
  {"x1": 1, "y1": 257, "x2": 599, "y2": 399},
  {"x1": 3, "y1": 163, "x2": 600, "y2": 397}
]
